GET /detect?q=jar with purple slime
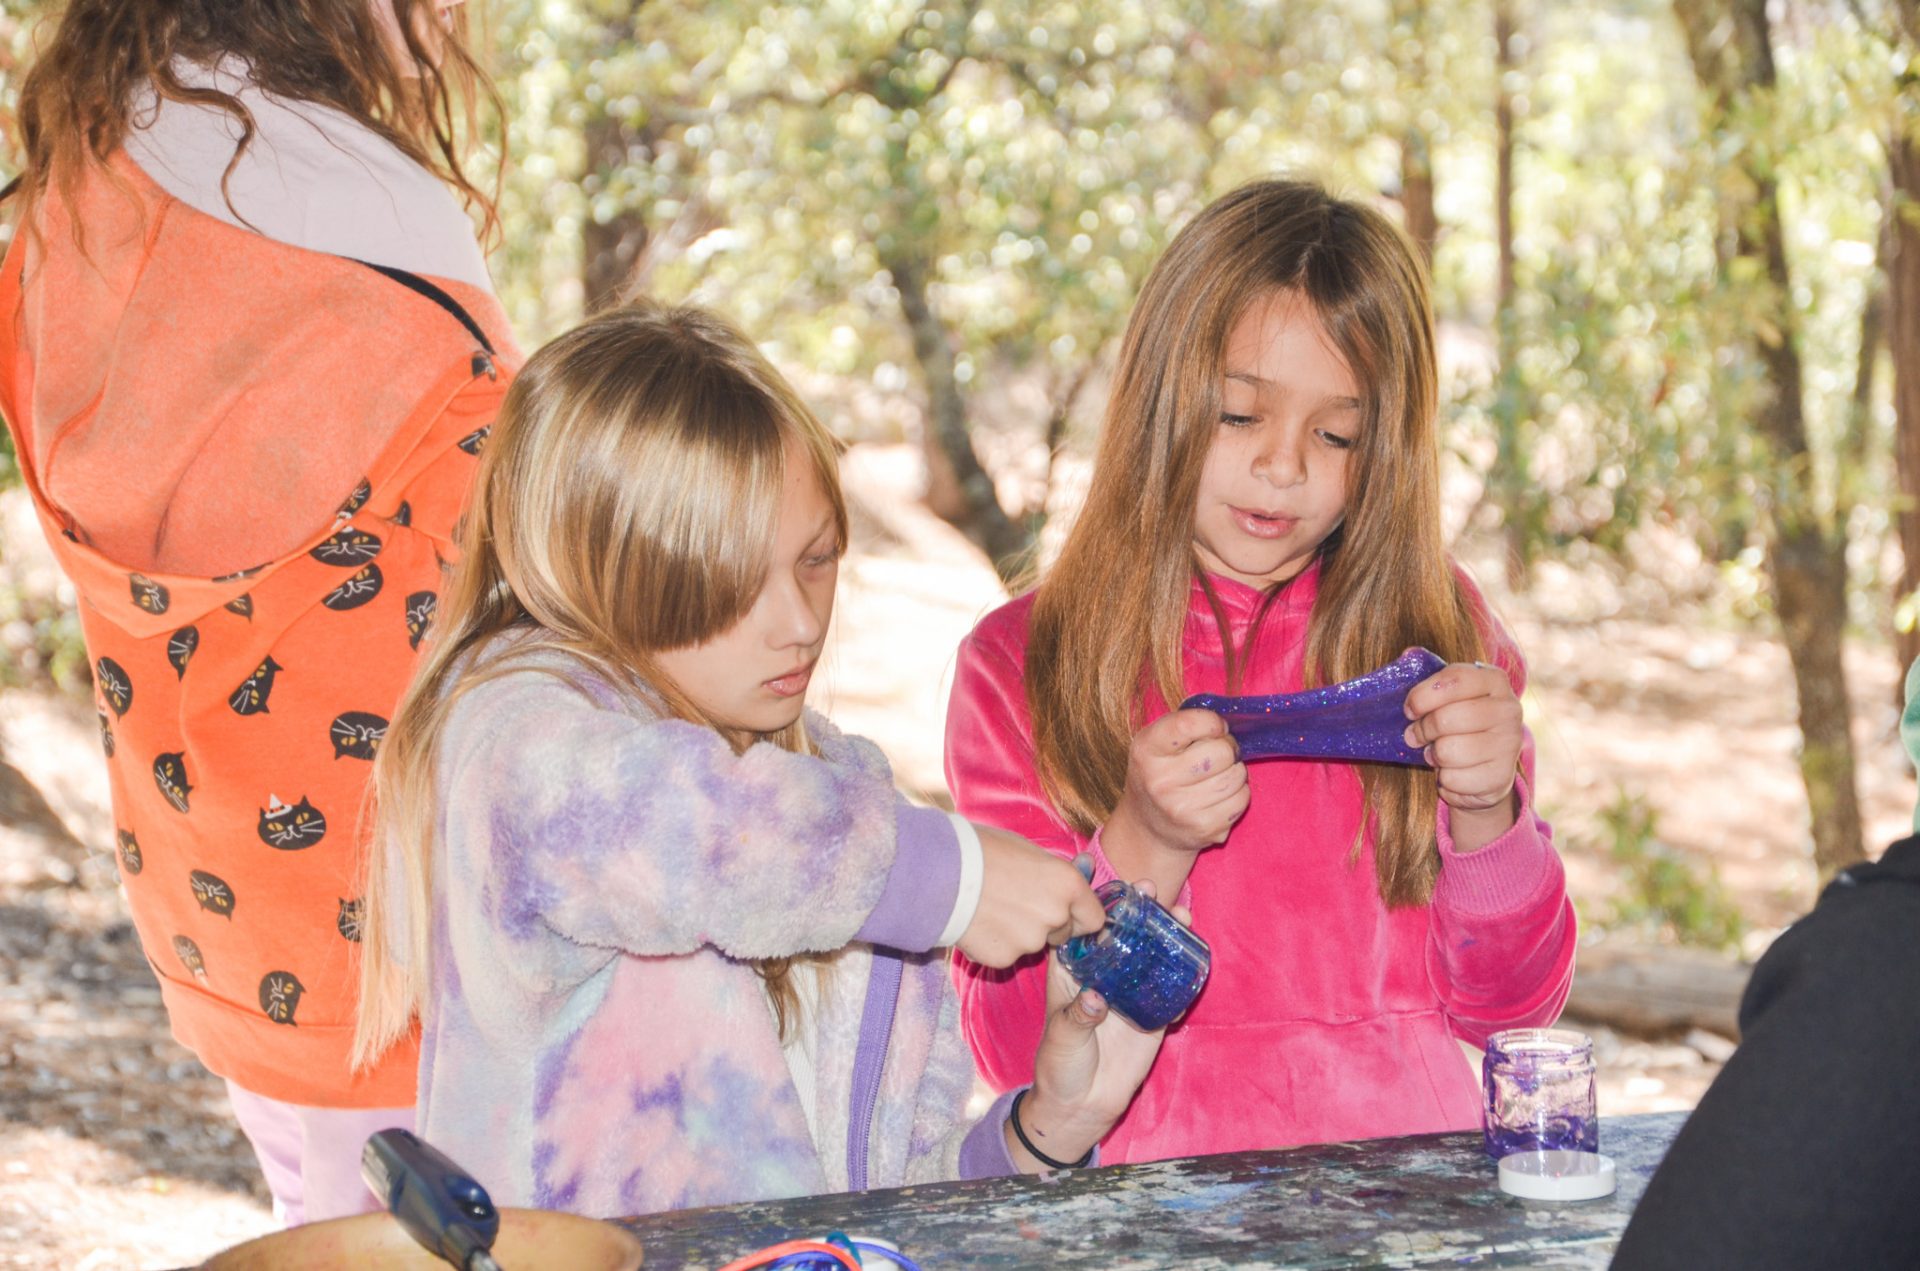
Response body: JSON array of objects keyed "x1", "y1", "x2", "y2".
[
  {"x1": 1055, "y1": 881, "x2": 1210, "y2": 1031},
  {"x1": 1481, "y1": 1028, "x2": 1599, "y2": 1160}
]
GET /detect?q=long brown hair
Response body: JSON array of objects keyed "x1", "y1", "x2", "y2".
[
  {"x1": 353, "y1": 301, "x2": 849, "y2": 1067},
  {"x1": 1026, "y1": 178, "x2": 1485, "y2": 907},
  {"x1": 12, "y1": 0, "x2": 501, "y2": 246}
]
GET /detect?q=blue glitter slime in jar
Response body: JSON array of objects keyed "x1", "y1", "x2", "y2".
[{"x1": 1056, "y1": 880, "x2": 1210, "y2": 1031}]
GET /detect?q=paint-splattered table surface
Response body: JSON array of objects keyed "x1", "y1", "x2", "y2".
[{"x1": 620, "y1": 1109, "x2": 1686, "y2": 1269}]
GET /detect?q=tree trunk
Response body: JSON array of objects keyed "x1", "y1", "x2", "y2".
[
  {"x1": 882, "y1": 250, "x2": 1032, "y2": 580},
  {"x1": 1676, "y1": 0, "x2": 1864, "y2": 879},
  {"x1": 582, "y1": 109, "x2": 653, "y2": 314},
  {"x1": 1400, "y1": 131, "x2": 1438, "y2": 270},
  {"x1": 1492, "y1": 0, "x2": 1528, "y2": 587},
  {"x1": 1562, "y1": 943, "x2": 1750, "y2": 1042},
  {"x1": 1391, "y1": 0, "x2": 1438, "y2": 268},
  {"x1": 579, "y1": 6, "x2": 652, "y2": 313},
  {"x1": 1890, "y1": 131, "x2": 1920, "y2": 679},
  {"x1": 1494, "y1": 2, "x2": 1517, "y2": 321}
]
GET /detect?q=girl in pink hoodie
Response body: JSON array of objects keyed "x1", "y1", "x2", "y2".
[{"x1": 947, "y1": 179, "x2": 1576, "y2": 1163}]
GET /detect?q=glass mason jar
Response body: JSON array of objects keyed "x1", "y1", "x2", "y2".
[
  {"x1": 1055, "y1": 880, "x2": 1210, "y2": 1031},
  {"x1": 1481, "y1": 1027, "x2": 1600, "y2": 1160}
]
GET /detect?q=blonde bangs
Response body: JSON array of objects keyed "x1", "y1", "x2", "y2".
[
  {"x1": 609, "y1": 379, "x2": 788, "y2": 652},
  {"x1": 481, "y1": 316, "x2": 831, "y2": 661}
]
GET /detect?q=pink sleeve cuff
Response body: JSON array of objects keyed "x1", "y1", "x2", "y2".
[
  {"x1": 1433, "y1": 773, "x2": 1561, "y2": 918},
  {"x1": 1085, "y1": 827, "x2": 1195, "y2": 914}
]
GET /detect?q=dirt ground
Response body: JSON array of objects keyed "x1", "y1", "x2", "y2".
[{"x1": 0, "y1": 448, "x2": 1913, "y2": 1268}]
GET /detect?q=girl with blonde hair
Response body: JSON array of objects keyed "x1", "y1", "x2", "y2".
[
  {"x1": 0, "y1": 0, "x2": 513, "y2": 1225},
  {"x1": 355, "y1": 300, "x2": 1172, "y2": 1216},
  {"x1": 947, "y1": 178, "x2": 1576, "y2": 1161}
]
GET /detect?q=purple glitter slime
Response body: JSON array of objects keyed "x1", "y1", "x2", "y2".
[{"x1": 1180, "y1": 646, "x2": 1449, "y2": 767}]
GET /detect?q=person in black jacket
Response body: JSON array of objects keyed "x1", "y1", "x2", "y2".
[{"x1": 1612, "y1": 661, "x2": 1920, "y2": 1270}]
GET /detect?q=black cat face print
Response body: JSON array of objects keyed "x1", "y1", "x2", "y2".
[
  {"x1": 167, "y1": 626, "x2": 198, "y2": 677},
  {"x1": 189, "y1": 869, "x2": 234, "y2": 918},
  {"x1": 310, "y1": 528, "x2": 382, "y2": 567},
  {"x1": 258, "y1": 794, "x2": 327, "y2": 850},
  {"x1": 322, "y1": 564, "x2": 384, "y2": 612},
  {"x1": 259, "y1": 971, "x2": 304, "y2": 1025},
  {"x1": 337, "y1": 479, "x2": 372, "y2": 521},
  {"x1": 228, "y1": 657, "x2": 282, "y2": 716},
  {"x1": 172, "y1": 935, "x2": 207, "y2": 982},
  {"x1": 153, "y1": 752, "x2": 192, "y2": 812},
  {"x1": 329, "y1": 712, "x2": 388, "y2": 761},
  {"x1": 405, "y1": 591, "x2": 437, "y2": 651},
  {"x1": 337, "y1": 898, "x2": 364, "y2": 943},
  {"x1": 129, "y1": 573, "x2": 170, "y2": 614},
  {"x1": 96, "y1": 657, "x2": 132, "y2": 717}
]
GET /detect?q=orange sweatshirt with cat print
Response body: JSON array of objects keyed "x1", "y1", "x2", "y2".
[{"x1": 0, "y1": 155, "x2": 520, "y2": 1106}]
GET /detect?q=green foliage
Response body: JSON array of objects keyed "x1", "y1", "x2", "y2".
[
  {"x1": 482, "y1": 1, "x2": 1904, "y2": 615},
  {"x1": 0, "y1": 576, "x2": 89, "y2": 699},
  {"x1": 0, "y1": 420, "x2": 16, "y2": 493},
  {"x1": 493, "y1": 2, "x2": 1258, "y2": 398},
  {"x1": 1590, "y1": 786, "x2": 1747, "y2": 953},
  {"x1": 0, "y1": 0, "x2": 1904, "y2": 635}
]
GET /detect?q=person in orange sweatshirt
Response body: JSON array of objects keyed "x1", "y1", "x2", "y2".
[{"x1": 0, "y1": 0, "x2": 519, "y2": 1226}]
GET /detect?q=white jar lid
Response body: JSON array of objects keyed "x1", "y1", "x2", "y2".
[{"x1": 1497, "y1": 1150, "x2": 1617, "y2": 1201}]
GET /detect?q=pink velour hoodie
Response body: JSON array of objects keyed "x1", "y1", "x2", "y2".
[{"x1": 946, "y1": 560, "x2": 1576, "y2": 1163}]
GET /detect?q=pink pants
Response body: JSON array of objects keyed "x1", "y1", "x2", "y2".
[{"x1": 225, "y1": 1080, "x2": 414, "y2": 1228}]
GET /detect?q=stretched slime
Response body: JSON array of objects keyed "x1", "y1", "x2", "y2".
[{"x1": 1181, "y1": 646, "x2": 1449, "y2": 766}]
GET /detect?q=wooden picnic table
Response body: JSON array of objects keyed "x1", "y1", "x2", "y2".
[{"x1": 619, "y1": 1108, "x2": 1686, "y2": 1269}]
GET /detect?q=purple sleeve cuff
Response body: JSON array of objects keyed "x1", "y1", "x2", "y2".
[
  {"x1": 853, "y1": 799, "x2": 961, "y2": 953},
  {"x1": 1434, "y1": 773, "x2": 1562, "y2": 918},
  {"x1": 958, "y1": 1088, "x2": 1023, "y2": 1179},
  {"x1": 958, "y1": 1087, "x2": 1104, "y2": 1178}
]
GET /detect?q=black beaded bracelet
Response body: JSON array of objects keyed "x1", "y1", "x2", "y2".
[{"x1": 1009, "y1": 1087, "x2": 1094, "y2": 1170}]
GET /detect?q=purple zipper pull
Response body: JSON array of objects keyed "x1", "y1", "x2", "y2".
[{"x1": 1181, "y1": 647, "x2": 1449, "y2": 767}]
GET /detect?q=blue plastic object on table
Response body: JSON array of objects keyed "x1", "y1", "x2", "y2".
[{"x1": 1180, "y1": 646, "x2": 1449, "y2": 767}]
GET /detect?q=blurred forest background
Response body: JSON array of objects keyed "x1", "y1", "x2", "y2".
[
  {"x1": 2, "y1": 0, "x2": 1914, "y2": 876},
  {"x1": 1, "y1": 0, "x2": 1920, "y2": 1264}
]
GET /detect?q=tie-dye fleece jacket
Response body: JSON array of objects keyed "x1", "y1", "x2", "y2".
[{"x1": 410, "y1": 647, "x2": 1020, "y2": 1218}]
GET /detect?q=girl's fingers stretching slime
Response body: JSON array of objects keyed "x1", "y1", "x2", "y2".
[
  {"x1": 1121, "y1": 709, "x2": 1250, "y2": 855},
  {"x1": 1402, "y1": 661, "x2": 1523, "y2": 827}
]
